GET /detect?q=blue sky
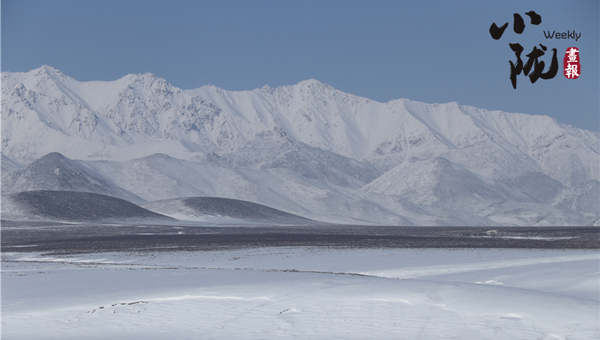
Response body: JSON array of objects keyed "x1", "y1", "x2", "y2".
[{"x1": 2, "y1": 0, "x2": 598, "y2": 131}]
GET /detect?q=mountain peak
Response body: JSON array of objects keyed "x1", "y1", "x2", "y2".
[
  {"x1": 298, "y1": 78, "x2": 322, "y2": 85},
  {"x1": 295, "y1": 79, "x2": 330, "y2": 88},
  {"x1": 40, "y1": 64, "x2": 58, "y2": 72},
  {"x1": 2, "y1": 66, "x2": 599, "y2": 225},
  {"x1": 121, "y1": 71, "x2": 159, "y2": 83},
  {"x1": 31, "y1": 65, "x2": 69, "y2": 83},
  {"x1": 40, "y1": 152, "x2": 70, "y2": 162}
]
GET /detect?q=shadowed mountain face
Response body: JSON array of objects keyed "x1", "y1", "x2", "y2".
[
  {"x1": 2, "y1": 66, "x2": 599, "y2": 226},
  {"x1": 206, "y1": 131, "x2": 382, "y2": 190},
  {"x1": 184, "y1": 197, "x2": 316, "y2": 224},
  {"x1": 141, "y1": 197, "x2": 318, "y2": 224},
  {"x1": 499, "y1": 172, "x2": 566, "y2": 204},
  {"x1": 2, "y1": 190, "x2": 173, "y2": 222},
  {"x1": 3, "y1": 151, "x2": 599, "y2": 226},
  {"x1": 363, "y1": 157, "x2": 506, "y2": 207},
  {"x1": 554, "y1": 180, "x2": 600, "y2": 215},
  {"x1": 1, "y1": 152, "x2": 143, "y2": 203},
  {"x1": 1, "y1": 153, "x2": 22, "y2": 177}
]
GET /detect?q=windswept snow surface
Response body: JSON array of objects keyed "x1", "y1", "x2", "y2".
[{"x1": 2, "y1": 247, "x2": 598, "y2": 339}]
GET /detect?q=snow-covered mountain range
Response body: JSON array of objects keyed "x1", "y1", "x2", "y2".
[{"x1": 2, "y1": 66, "x2": 598, "y2": 225}]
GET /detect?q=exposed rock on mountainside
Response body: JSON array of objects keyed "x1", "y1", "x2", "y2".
[{"x1": 1, "y1": 66, "x2": 598, "y2": 225}]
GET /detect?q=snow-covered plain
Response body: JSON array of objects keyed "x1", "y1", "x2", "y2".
[{"x1": 2, "y1": 246, "x2": 598, "y2": 339}]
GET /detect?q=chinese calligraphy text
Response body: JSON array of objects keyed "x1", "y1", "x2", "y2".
[{"x1": 489, "y1": 11, "x2": 558, "y2": 89}]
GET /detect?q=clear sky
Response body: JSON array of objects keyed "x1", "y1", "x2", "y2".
[{"x1": 2, "y1": 0, "x2": 599, "y2": 131}]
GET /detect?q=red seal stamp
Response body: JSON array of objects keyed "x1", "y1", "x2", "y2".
[{"x1": 563, "y1": 47, "x2": 580, "y2": 79}]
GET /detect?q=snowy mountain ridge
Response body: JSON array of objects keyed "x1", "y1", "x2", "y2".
[
  {"x1": 3, "y1": 66, "x2": 597, "y2": 187},
  {"x1": 2, "y1": 66, "x2": 598, "y2": 225}
]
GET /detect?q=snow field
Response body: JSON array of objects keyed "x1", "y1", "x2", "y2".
[{"x1": 2, "y1": 248, "x2": 598, "y2": 339}]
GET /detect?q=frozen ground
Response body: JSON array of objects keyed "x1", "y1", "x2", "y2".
[{"x1": 2, "y1": 240, "x2": 599, "y2": 339}]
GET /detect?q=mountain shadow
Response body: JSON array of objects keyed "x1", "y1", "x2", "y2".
[
  {"x1": 1, "y1": 152, "x2": 144, "y2": 203},
  {"x1": 2, "y1": 190, "x2": 173, "y2": 222}
]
